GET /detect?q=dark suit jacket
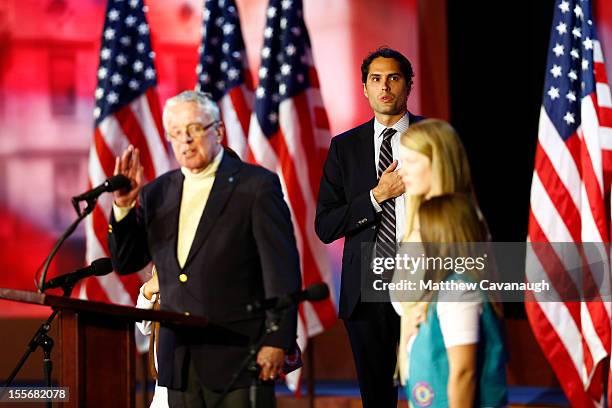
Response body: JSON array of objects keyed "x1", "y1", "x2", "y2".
[
  {"x1": 315, "y1": 113, "x2": 424, "y2": 319},
  {"x1": 108, "y1": 152, "x2": 301, "y2": 391}
]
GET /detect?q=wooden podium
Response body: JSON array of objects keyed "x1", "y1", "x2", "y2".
[{"x1": 0, "y1": 287, "x2": 246, "y2": 407}]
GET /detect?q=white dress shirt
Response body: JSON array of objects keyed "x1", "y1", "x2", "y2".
[{"x1": 369, "y1": 112, "x2": 410, "y2": 244}]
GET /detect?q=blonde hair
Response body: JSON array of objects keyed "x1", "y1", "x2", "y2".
[
  {"x1": 419, "y1": 193, "x2": 485, "y2": 243},
  {"x1": 419, "y1": 193, "x2": 488, "y2": 282},
  {"x1": 419, "y1": 193, "x2": 502, "y2": 316},
  {"x1": 400, "y1": 119, "x2": 475, "y2": 237}
]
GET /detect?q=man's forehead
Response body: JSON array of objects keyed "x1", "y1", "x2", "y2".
[
  {"x1": 167, "y1": 102, "x2": 212, "y2": 122},
  {"x1": 368, "y1": 58, "x2": 403, "y2": 76},
  {"x1": 368, "y1": 70, "x2": 403, "y2": 76}
]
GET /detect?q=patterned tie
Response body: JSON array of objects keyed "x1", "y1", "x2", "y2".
[{"x1": 375, "y1": 128, "x2": 397, "y2": 280}]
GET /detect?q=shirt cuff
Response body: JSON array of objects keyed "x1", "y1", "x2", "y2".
[
  {"x1": 112, "y1": 201, "x2": 136, "y2": 222},
  {"x1": 370, "y1": 190, "x2": 383, "y2": 212},
  {"x1": 136, "y1": 283, "x2": 157, "y2": 309}
]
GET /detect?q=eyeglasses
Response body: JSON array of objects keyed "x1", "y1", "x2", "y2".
[{"x1": 166, "y1": 121, "x2": 219, "y2": 141}]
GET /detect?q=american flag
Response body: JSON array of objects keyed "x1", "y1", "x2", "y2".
[
  {"x1": 526, "y1": 0, "x2": 612, "y2": 405},
  {"x1": 196, "y1": 0, "x2": 254, "y2": 160},
  {"x1": 248, "y1": 0, "x2": 337, "y2": 391},
  {"x1": 81, "y1": 0, "x2": 171, "y2": 308}
]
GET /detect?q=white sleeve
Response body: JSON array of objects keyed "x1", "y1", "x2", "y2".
[
  {"x1": 369, "y1": 190, "x2": 383, "y2": 212},
  {"x1": 135, "y1": 283, "x2": 155, "y2": 336},
  {"x1": 392, "y1": 301, "x2": 403, "y2": 316},
  {"x1": 437, "y1": 289, "x2": 482, "y2": 348}
]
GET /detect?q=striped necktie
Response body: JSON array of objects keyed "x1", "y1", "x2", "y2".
[{"x1": 375, "y1": 128, "x2": 397, "y2": 279}]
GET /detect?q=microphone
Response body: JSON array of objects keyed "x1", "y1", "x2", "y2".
[
  {"x1": 71, "y1": 174, "x2": 131, "y2": 203},
  {"x1": 44, "y1": 258, "x2": 113, "y2": 290},
  {"x1": 246, "y1": 283, "x2": 330, "y2": 313}
]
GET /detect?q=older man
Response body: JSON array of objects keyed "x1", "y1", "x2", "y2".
[{"x1": 108, "y1": 90, "x2": 301, "y2": 407}]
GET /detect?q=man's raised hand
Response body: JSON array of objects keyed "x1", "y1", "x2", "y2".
[{"x1": 113, "y1": 145, "x2": 143, "y2": 207}]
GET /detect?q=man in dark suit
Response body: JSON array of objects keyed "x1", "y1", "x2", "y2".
[
  {"x1": 315, "y1": 48, "x2": 424, "y2": 407},
  {"x1": 108, "y1": 90, "x2": 301, "y2": 407}
]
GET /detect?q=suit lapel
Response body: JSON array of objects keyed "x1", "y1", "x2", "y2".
[
  {"x1": 357, "y1": 119, "x2": 377, "y2": 188},
  {"x1": 164, "y1": 171, "x2": 184, "y2": 272},
  {"x1": 183, "y1": 153, "x2": 241, "y2": 268},
  {"x1": 358, "y1": 113, "x2": 420, "y2": 190}
]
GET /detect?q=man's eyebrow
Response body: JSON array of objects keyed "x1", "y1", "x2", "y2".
[{"x1": 369, "y1": 72, "x2": 402, "y2": 76}]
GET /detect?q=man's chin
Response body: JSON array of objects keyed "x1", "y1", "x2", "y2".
[
  {"x1": 181, "y1": 160, "x2": 206, "y2": 172},
  {"x1": 375, "y1": 106, "x2": 403, "y2": 116}
]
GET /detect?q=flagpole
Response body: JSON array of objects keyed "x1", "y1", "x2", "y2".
[{"x1": 307, "y1": 337, "x2": 315, "y2": 408}]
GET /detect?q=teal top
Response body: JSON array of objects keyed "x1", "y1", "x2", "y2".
[{"x1": 405, "y1": 275, "x2": 508, "y2": 407}]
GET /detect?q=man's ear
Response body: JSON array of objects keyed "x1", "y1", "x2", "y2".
[
  {"x1": 363, "y1": 83, "x2": 368, "y2": 98},
  {"x1": 216, "y1": 122, "x2": 225, "y2": 143}
]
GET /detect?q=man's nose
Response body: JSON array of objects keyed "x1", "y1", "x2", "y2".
[{"x1": 177, "y1": 133, "x2": 194, "y2": 143}]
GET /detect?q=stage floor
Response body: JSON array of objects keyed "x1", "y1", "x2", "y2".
[{"x1": 275, "y1": 381, "x2": 569, "y2": 407}]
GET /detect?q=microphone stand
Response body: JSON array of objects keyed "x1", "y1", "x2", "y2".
[
  {"x1": 2, "y1": 198, "x2": 98, "y2": 405},
  {"x1": 213, "y1": 309, "x2": 286, "y2": 408},
  {"x1": 1, "y1": 284, "x2": 77, "y2": 408},
  {"x1": 38, "y1": 197, "x2": 97, "y2": 292}
]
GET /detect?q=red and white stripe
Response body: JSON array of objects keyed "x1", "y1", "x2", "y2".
[
  {"x1": 248, "y1": 49, "x2": 337, "y2": 391},
  {"x1": 81, "y1": 89, "x2": 171, "y2": 309},
  {"x1": 526, "y1": 38, "x2": 612, "y2": 407},
  {"x1": 219, "y1": 78, "x2": 254, "y2": 161}
]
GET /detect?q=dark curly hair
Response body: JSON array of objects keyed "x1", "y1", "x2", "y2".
[{"x1": 360, "y1": 47, "x2": 414, "y2": 87}]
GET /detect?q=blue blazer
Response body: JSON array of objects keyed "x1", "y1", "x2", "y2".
[
  {"x1": 109, "y1": 152, "x2": 301, "y2": 391},
  {"x1": 315, "y1": 113, "x2": 424, "y2": 318}
]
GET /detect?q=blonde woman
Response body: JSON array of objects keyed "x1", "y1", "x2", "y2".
[
  {"x1": 396, "y1": 119, "x2": 477, "y2": 386},
  {"x1": 399, "y1": 119, "x2": 475, "y2": 237},
  {"x1": 396, "y1": 120, "x2": 507, "y2": 407}
]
